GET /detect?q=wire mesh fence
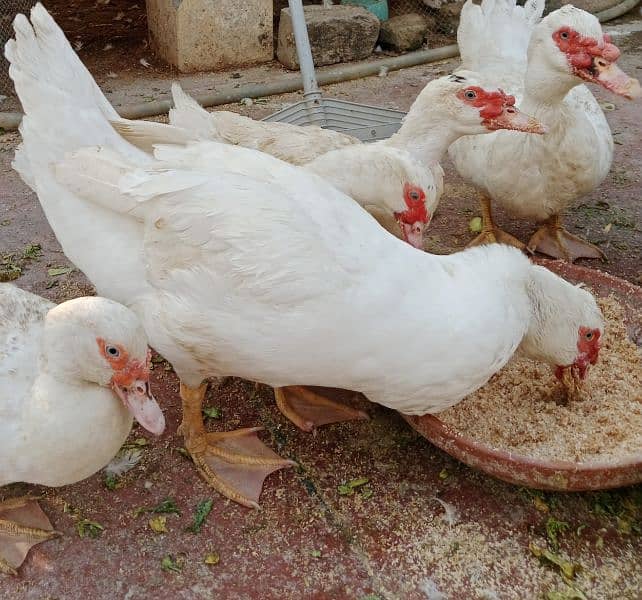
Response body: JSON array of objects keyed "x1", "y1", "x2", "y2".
[
  {"x1": 1, "y1": 0, "x2": 36, "y2": 96},
  {"x1": 387, "y1": 0, "x2": 462, "y2": 37}
]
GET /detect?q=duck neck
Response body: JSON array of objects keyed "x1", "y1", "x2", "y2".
[
  {"x1": 385, "y1": 110, "x2": 458, "y2": 167},
  {"x1": 522, "y1": 46, "x2": 579, "y2": 114}
]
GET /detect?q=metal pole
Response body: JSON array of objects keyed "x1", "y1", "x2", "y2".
[{"x1": 287, "y1": 0, "x2": 322, "y2": 102}]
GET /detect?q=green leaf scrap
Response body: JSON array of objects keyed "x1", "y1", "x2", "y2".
[
  {"x1": 161, "y1": 555, "x2": 183, "y2": 573},
  {"x1": 103, "y1": 473, "x2": 120, "y2": 490},
  {"x1": 204, "y1": 551, "x2": 220, "y2": 565},
  {"x1": 592, "y1": 491, "x2": 621, "y2": 517},
  {"x1": 530, "y1": 543, "x2": 581, "y2": 580},
  {"x1": 48, "y1": 266, "x2": 73, "y2": 277},
  {"x1": 128, "y1": 437, "x2": 149, "y2": 447},
  {"x1": 202, "y1": 406, "x2": 222, "y2": 419},
  {"x1": 534, "y1": 496, "x2": 550, "y2": 513},
  {"x1": 175, "y1": 446, "x2": 192, "y2": 460},
  {"x1": 546, "y1": 517, "x2": 570, "y2": 552},
  {"x1": 149, "y1": 515, "x2": 168, "y2": 533},
  {"x1": 360, "y1": 487, "x2": 374, "y2": 500},
  {"x1": 616, "y1": 516, "x2": 632, "y2": 534},
  {"x1": 76, "y1": 519, "x2": 104, "y2": 539},
  {"x1": 469, "y1": 216, "x2": 483, "y2": 233},
  {"x1": 23, "y1": 244, "x2": 42, "y2": 259},
  {"x1": 187, "y1": 499, "x2": 213, "y2": 533},
  {"x1": 151, "y1": 498, "x2": 181, "y2": 514},
  {"x1": 134, "y1": 497, "x2": 181, "y2": 518},
  {"x1": 338, "y1": 477, "x2": 370, "y2": 496},
  {"x1": 0, "y1": 255, "x2": 21, "y2": 282}
]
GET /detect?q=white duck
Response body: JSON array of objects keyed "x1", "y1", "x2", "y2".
[
  {"x1": 449, "y1": 0, "x2": 641, "y2": 261},
  {"x1": 112, "y1": 74, "x2": 544, "y2": 249},
  {"x1": 115, "y1": 109, "x2": 434, "y2": 249},
  {"x1": 164, "y1": 76, "x2": 541, "y2": 168},
  {"x1": 7, "y1": 5, "x2": 604, "y2": 509},
  {"x1": 0, "y1": 283, "x2": 164, "y2": 574}
]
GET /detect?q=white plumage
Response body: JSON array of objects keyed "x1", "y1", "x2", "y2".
[{"x1": 7, "y1": 4, "x2": 604, "y2": 418}]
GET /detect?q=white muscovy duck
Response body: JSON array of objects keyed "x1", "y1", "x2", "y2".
[
  {"x1": 112, "y1": 74, "x2": 544, "y2": 249},
  {"x1": 448, "y1": 0, "x2": 641, "y2": 261},
  {"x1": 0, "y1": 283, "x2": 164, "y2": 575},
  {"x1": 115, "y1": 108, "x2": 434, "y2": 249},
  {"x1": 7, "y1": 5, "x2": 604, "y2": 509},
  {"x1": 161, "y1": 76, "x2": 542, "y2": 168}
]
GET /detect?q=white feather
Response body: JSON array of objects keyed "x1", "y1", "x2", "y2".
[
  {"x1": 433, "y1": 497, "x2": 460, "y2": 527},
  {"x1": 104, "y1": 448, "x2": 143, "y2": 476},
  {"x1": 420, "y1": 578, "x2": 447, "y2": 600}
]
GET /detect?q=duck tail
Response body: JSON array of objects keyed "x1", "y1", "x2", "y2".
[
  {"x1": 457, "y1": 0, "x2": 544, "y2": 72},
  {"x1": 169, "y1": 83, "x2": 221, "y2": 139},
  {"x1": 5, "y1": 3, "x2": 124, "y2": 188}
]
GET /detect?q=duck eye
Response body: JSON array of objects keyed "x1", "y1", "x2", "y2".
[
  {"x1": 409, "y1": 191, "x2": 420, "y2": 201},
  {"x1": 560, "y1": 31, "x2": 569, "y2": 39},
  {"x1": 106, "y1": 345, "x2": 120, "y2": 357},
  {"x1": 585, "y1": 331, "x2": 594, "y2": 341},
  {"x1": 464, "y1": 89, "x2": 476, "y2": 100}
]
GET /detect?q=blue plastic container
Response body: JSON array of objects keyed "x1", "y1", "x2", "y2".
[{"x1": 340, "y1": 0, "x2": 389, "y2": 21}]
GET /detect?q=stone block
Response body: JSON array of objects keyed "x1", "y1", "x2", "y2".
[
  {"x1": 379, "y1": 13, "x2": 429, "y2": 52},
  {"x1": 435, "y1": 0, "x2": 464, "y2": 36},
  {"x1": 277, "y1": 5, "x2": 379, "y2": 70},
  {"x1": 146, "y1": 0, "x2": 273, "y2": 73}
]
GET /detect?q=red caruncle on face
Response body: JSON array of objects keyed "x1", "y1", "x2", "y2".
[
  {"x1": 551, "y1": 26, "x2": 641, "y2": 99},
  {"x1": 395, "y1": 183, "x2": 429, "y2": 226},
  {"x1": 552, "y1": 27, "x2": 620, "y2": 70},
  {"x1": 96, "y1": 337, "x2": 151, "y2": 387},
  {"x1": 393, "y1": 183, "x2": 430, "y2": 250},
  {"x1": 456, "y1": 86, "x2": 516, "y2": 120},
  {"x1": 577, "y1": 326, "x2": 601, "y2": 366}
]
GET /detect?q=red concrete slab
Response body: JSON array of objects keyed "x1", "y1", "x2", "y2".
[{"x1": 2, "y1": 377, "x2": 380, "y2": 599}]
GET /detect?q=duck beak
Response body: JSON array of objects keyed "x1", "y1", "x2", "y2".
[
  {"x1": 591, "y1": 59, "x2": 641, "y2": 99},
  {"x1": 554, "y1": 355, "x2": 590, "y2": 384},
  {"x1": 398, "y1": 220, "x2": 426, "y2": 250},
  {"x1": 113, "y1": 379, "x2": 166, "y2": 435},
  {"x1": 485, "y1": 107, "x2": 547, "y2": 134}
]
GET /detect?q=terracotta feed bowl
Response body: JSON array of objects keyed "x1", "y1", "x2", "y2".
[{"x1": 403, "y1": 259, "x2": 642, "y2": 492}]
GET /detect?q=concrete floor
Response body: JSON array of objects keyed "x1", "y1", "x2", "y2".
[{"x1": 0, "y1": 10, "x2": 641, "y2": 600}]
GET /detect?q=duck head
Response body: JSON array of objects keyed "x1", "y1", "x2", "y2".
[
  {"x1": 520, "y1": 265, "x2": 604, "y2": 387},
  {"x1": 43, "y1": 296, "x2": 166, "y2": 435},
  {"x1": 405, "y1": 71, "x2": 547, "y2": 137},
  {"x1": 394, "y1": 183, "x2": 431, "y2": 249},
  {"x1": 531, "y1": 6, "x2": 641, "y2": 99}
]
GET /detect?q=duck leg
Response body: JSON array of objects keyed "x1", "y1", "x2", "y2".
[
  {"x1": 178, "y1": 381, "x2": 295, "y2": 509},
  {"x1": 527, "y1": 214, "x2": 606, "y2": 262},
  {"x1": 0, "y1": 497, "x2": 60, "y2": 575},
  {"x1": 274, "y1": 386, "x2": 369, "y2": 433},
  {"x1": 468, "y1": 196, "x2": 525, "y2": 250}
]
